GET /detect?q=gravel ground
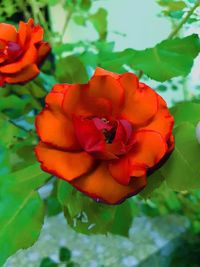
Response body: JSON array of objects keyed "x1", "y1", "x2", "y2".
[{"x1": 4, "y1": 213, "x2": 189, "y2": 267}]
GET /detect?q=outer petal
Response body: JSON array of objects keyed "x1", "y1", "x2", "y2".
[
  {"x1": 108, "y1": 156, "x2": 131, "y2": 185},
  {"x1": 4, "y1": 64, "x2": 39, "y2": 84},
  {"x1": 36, "y1": 108, "x2": 80, "y2": 150},
  {"x1": 62, "y1": 83, "x2": 112, "y2": 118},
  {"x1": 94, "y1": 67, "x2": 119, "y2": 79},
  {"x1": 0, "y1": 23, "x2": 17, "y2": 42},
  {"x1": 129, "y1": 130, "x2": 168, "y2": 175},
  {"x1": 36, "y1": 42, "x2": 51, "y2": 65},
  {"x1": 120, "y1": 73, "x2": 158, "y2": 126},
  {"x1": 87, "y1": 75, "x2": 124, "y2": 115},
  {"x1": 45, "y1": 84, "x2": 68, "y2": 110},
  {"x1": 140, "y1": 95, "x2": 174, "y2": 140},
  {"x1": 71, "y1": 163, "x2": 147, "y2": 204},
  {"x1": 0, "y1": 45, "x2": 37, "y2": 73},
  {"x1": 35, "y1": 142, "x2": 94, "y2": 181},
  {"x1": 30, "y1": 25, "x2": 44, "y2": 44},
  {"x1": 18, "y1": 21, "x2": 27, "y2": 46}
]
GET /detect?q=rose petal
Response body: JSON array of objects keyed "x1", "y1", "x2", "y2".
[
  {"x1": 73, "y1": 116, "x2": 105, "y2": 153},
  {"x1": 35, "y1": 142, "x2": 94, "y2": 181},
  {"x1": 4, "y1": 64, "x2": 39, "y2": 84},
  {"x1": 62, "y1": 83, "x2": 112, "y2": 118},
  {"x1": 108, "y1": 157, "x2": 131, "y2": 185},
  {"x1": 94, "y1": 67, "x2": 119, "y2": 79},
  {"x1": 36, "y1": 42, "x2": 51, "y2": 65},
  {"x1": 87, "y1": 75, "x2": 124, "y2": 115},
  {"x1": 18, "y1": 21, "x2": 27, "y2": 46},
  {"x1": 140, "y1": 95, "x2": 174, "y2": 140},
  {"x1": 71, "y1": 163, "x2": 147, "y2": 204},
  {"x1": 120, "y1": 73, "x2": 158, "y2": 126},
  {"x1": 0, "y1": 23, "x2": 17, "y2": 42},
  {"x1": 36, "y1": 108, "x2": 80, "y2": 150},
  {"x1": 45, "y1": 84, "x2": 68, "y2": 110},
  {"x1": 129, "y1": 130, "x2": 167, "y2": 172},
  {"x1": 30, "y1": 25, "x2": 44, "y2": 44},
  {"x1": 0, "y1": 45, "x2": 37, "y2": 73}
]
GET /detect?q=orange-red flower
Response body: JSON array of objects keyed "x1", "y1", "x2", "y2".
[
  {"x1": 35, "y1": 68, "x2": 174, "y2": 204},
  {"x1": 0, "y1": 18, "x2": 50, "y2": 86}
]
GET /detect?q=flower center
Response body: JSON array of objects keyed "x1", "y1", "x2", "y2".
[
  {"x1": 92, "y1": 117, "x2": 117, "y2": 144},
  {"x1": 0, "y1": 39, "x2": 22, "y2": 63},
  {"x1": 73, "y1": 116, "x2": 134, "y2": 160}
]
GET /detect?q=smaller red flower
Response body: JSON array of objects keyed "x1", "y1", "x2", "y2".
[{"x1": 0, "y1": 18, "x2": 51, "y2": 86}]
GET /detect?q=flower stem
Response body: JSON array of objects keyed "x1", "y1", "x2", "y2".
[
  {"x1": 168, "y1": 0, "x2": 200, "y2": 39},
  {"x1": 61, "y1": 9, "x2": 73, "y2": 42}
]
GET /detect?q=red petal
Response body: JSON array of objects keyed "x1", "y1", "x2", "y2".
[
  {"x1": 129, "y1": 130, "x2": 167, "y2": 173},
  {"x1": 45, "y1": 84, "x2": 68, "y2": 110},
  {"x1": 108, "y1": 157, "x2": 131, "y2": 185},
  {"x1": 35, "y1": 142, "x2": 94, "y2": 181},
  {"x1": 87, "y1": 75, "x2": 124, "y2": 116},
  {"x1": 30, "y1": 25, "x2": 44, "y2": 44},
  {"x1": 140, "y1": 95, "x2": 174, "y2": 140},
  {"x1": 36, "y1": 42, "x2": 51, "y2": 65},
  {"x1": 36, "y1": 108, "x2": 80, "y2": 150},
  {"x1": 0, "y1": 45, "x2": 37, "y2": 73},
  {"x1": 0, "y1": 23, "x2": 17, "y2": 42},
  {"x1": 73, "y1": 116, "x2": 105, "y2": 153},
  {"x1": 120, "y1": 73, "x2": 158, "y2": 126},
  {"x1": 94, "y1": 67, "x2": 119, "y2": 79},
  {"x1": 4, "y1": 64, "x2": 39, "y2": 84},
  {"x1": 62, "y1": 83, "x2": 112, "y2": 118},
  {"x1": 18, "y1": 21, "x2": 27, "y2": 46},
  {"x1": 71, "y1": 163, "x2": 147, "y2": 204}
]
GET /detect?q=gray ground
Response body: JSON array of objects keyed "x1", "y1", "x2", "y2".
[{"x1": 4, "y1": 213, "x2": 189, "y2": 267}]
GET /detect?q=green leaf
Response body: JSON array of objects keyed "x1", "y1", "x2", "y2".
[
  {"x1": 170, "y1": 101, "x2": 200, "y2": 127},
  {"x1": 55, "y1": 55, "x2": 89, "y2": 83},
  {"x1": 102, "y1": 34, "x2": 200, "y2": 81},
  {"x1": 109, "y1": 200, "x2": 133, "y2": 236},
  {"x1": 161, "y1": 122, "x2": 200, "y2": 191},
  {"x1": 0, "y1": 164, "x2": 50, "y2": 266},
  {"x1": 67, "y1": 262, "x2": 80, "y2": 267},
  {"x1": 158, "y1": 0, "x2": 187, "y2": 11},
  {"x1": 46, "y1": 184, "x2": 62, "y2": 217},
  {"x1": 73, "y1": 15, "x2": 86, "y2": 26},
  {"x1": 129, "y1": 34, "x2": 200, "y2": 81},
  {"x1": 59, "y1": 247, "x2": 71, "y2": 262},
  {"x1": 156, "y1": 84, "x2": 167, "y2": 92},
  {"x1": 89, "y1": 8, "x2": 108, "y2": 40},
  {"x1": 57, "y1": 181, "x2": 135, "y2": 236},
  {"x1": 39, "y1": 257, "x2": 58, "y2": 267},
  {"x1": 140, "y1": 171, "x2": 165, "y2": 199}
]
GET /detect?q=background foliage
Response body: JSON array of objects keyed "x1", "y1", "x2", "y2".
[{"x1": 0, "y1": 0, "x2": 200, "y2": 266}]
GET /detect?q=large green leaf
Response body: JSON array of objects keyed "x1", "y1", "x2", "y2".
[
  {"x1": 102, "y1": 34, "x2": 200, "y2": 81},
  {"x1": 0, "y1": 164, "x2": 50, "y2": 266},
  {"x1": 57, "y1": 181, "x2": 135, "y2": 236},
  {"x1": 170, "y1": 101, "x2": 200, "y2": 127},
  {"x1": 0, "y1": 116, "x2": 36, "y2": 174},
  {"x1": 55, "y1": 55, "x2": 89, "y2": 84},
  {"x1": 161, "y1": 122, "x2": 200, "y2": 191},
  {"x1": 140, "y1": 171, "x2": 165, "y2": 199}
]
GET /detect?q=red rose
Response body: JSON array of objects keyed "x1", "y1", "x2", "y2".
[
  {"x1": 0, "y1": 18, "x2": 50, "y2": 86},
  {"x1": 35, "y1": 68, "x2": 174, "y2": 204}
]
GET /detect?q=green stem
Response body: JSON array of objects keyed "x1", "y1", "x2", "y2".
[
  {"x1": 182, "y1": 77, "x2": 190, "y2": 101},
  {"x1": 168, "y1": 0, "x2": 200, "y2": 39},
  {"x1": 138, "y1": 70, "x2": 144, "y2": 79},
  {"x1": 61, "y1": 9, "x2": 73, "y2": 42}
]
